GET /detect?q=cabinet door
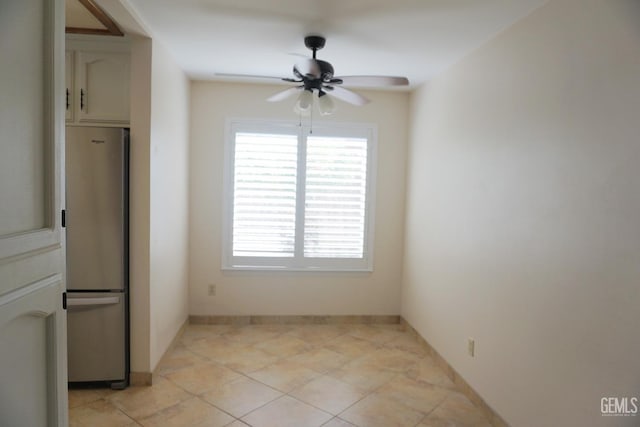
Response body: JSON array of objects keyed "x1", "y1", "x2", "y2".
[
  {"x1": 76, "y1": 51, "x2": 130, "y2": 124},
  {"x1": 65, "y1": 51, "x2": 73, "y2": 122}
]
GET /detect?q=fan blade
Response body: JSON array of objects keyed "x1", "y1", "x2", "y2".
[
  {"x1": 215, "y1": 73, "x2": 286, "y2": 81},
  {"x1": 333, "y1": 75, "x2": 409, "y2": 87},
  {"x1": 267, "y1": 86, "x2": 303, "y2": 102},
  {"x1": 324, "y1": 86, "x2": 370, "y2": 106},
  {"x1": 294, "y1": 59, "x2": 320, "y2": 79}
]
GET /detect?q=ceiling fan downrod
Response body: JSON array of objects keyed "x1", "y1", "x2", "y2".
[{"x1": 304, "y1": 35, "x2": 325, "y2": 59}]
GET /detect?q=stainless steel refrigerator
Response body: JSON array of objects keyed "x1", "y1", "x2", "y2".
[{"x1": 65, "y1": 126, "x2": 129, "y2": 389}]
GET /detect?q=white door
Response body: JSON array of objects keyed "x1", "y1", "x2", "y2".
[{"x1": 0, "y1": 0, "x2": 68, "y2": 426}]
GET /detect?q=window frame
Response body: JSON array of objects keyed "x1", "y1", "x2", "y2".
[{"x1": 222, "y1": 118, "x2": 377, "y2": 272}]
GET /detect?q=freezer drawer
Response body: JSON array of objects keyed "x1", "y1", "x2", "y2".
[{"x1": 67, "y1": 292, "x2": 126, "y2": 383}]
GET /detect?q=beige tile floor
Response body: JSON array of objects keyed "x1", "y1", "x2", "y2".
[{"x1": 69, "y1": 323, "x2": 493, "y2": 427}]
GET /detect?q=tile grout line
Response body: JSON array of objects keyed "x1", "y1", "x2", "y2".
[
  {"x1": 410, "y1": 395, "x2": 448, "y2": 427},
  {"x1": 178, "y1": 371, "x2": 291, "y2": 426}
]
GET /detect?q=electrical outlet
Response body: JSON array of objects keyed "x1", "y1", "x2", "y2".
[
  {"x1": 468, "y1": 338, "x2": 475, "y2": 357},
  {"x1": 208, "y1": 284, "x2": 216, "y2": 296}
]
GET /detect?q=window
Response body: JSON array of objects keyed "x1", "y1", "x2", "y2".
[{"x1": 223, "y1": 120, "x2": 376, "y2": 271}]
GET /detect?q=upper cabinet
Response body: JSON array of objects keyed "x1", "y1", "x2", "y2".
[{"x1": 66, "y1": 49, "x2": 130, "y2": 126}]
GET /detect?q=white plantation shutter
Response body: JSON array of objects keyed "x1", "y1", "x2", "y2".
[
  {"x1": 225, "y1": 121, "x2": 375, "y2": 270},
  {"x1": 304, "y1": 136, "x2": 368, "y2": 258},
  {"x1": 232, "y1": 132, "x2": 298, "y2": 257}
]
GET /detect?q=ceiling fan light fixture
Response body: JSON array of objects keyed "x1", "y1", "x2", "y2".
[
  {"x1": 293, "y1": 90, "x2": 313, "y2": 116},
  {"x1": 318, "y1": 92, "x2": 335, "y2": 116},
  {"x1": 299, "y1": 89, "x2": 314, "y2": 109},
  {"x1": 294, "y1": 89, "x2": 313, "y2": 115},
  {"x1": 293, "y1": 102, "x2": 311, "y2": 117}
]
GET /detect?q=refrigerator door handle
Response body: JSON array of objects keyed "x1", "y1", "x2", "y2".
[{"x1": 67, "y1": 296, "x2": 121, "y2": 307}]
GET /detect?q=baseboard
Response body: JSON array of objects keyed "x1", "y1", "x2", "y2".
[
  {"x1": 189, "y1": 314, "x2": 401, "y2": 325},
  {"x1": 129, "y1": 371, "x2": 153, "y2": 386},
  {"x1": 400, "y1": 317, "x2": 509, "y2": 427},
  {"x1": 130, "y1": 318, "x2": 189, "y2": 387}
]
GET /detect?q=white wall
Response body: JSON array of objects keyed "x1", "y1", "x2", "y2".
[
  {"x1": 189, "y1": 82, "x2": 408, "y2": 315},
  {"x1": 128, "y1": 36, "x2": 152, "y2": 373},
  {"x1": 148, "y1": 41, "x2": 190, "y2": 370},
  {"x1": 402, "y1": 0, "x2": 640, "y2": 426},
  {"x1": 128, "y1": 37, "x2": 190, "y2": 373}
]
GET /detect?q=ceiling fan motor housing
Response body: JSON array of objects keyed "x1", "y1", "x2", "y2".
[{"x1": 304, "y1": 35, "x2": 326, "y2": 52}]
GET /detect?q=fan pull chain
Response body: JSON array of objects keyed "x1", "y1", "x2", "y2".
[{"x1": 296, "y1": 106, "x2": 314, "y2": 134}]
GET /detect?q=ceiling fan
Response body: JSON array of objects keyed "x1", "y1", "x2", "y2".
[{"x1": 221, "y1": 36, "x2": 409, "y2": 116}]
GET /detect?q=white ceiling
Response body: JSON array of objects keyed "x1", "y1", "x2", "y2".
[{"x1": 124, "y1": 0, "x2": 548, "y2": 88}]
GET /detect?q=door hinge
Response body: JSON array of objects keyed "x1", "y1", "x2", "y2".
[
  {"x1": 62, "y1": 292, "x2": 67, "y2": 310},
  {"x1": 61, "y1": 209, "x2": 66, "y2": 228}
]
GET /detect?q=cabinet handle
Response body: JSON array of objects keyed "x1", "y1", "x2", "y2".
[
  {"x1": 80, "y1": 88, "x2": 85, "y2": 111},
  {"x1": 66, "y1": 89, "x2": 69, "y2": 110}
]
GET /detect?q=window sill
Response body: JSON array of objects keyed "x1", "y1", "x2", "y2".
[{"x1": 221, "y1": 265, "x2": 373, "y2": 273}]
